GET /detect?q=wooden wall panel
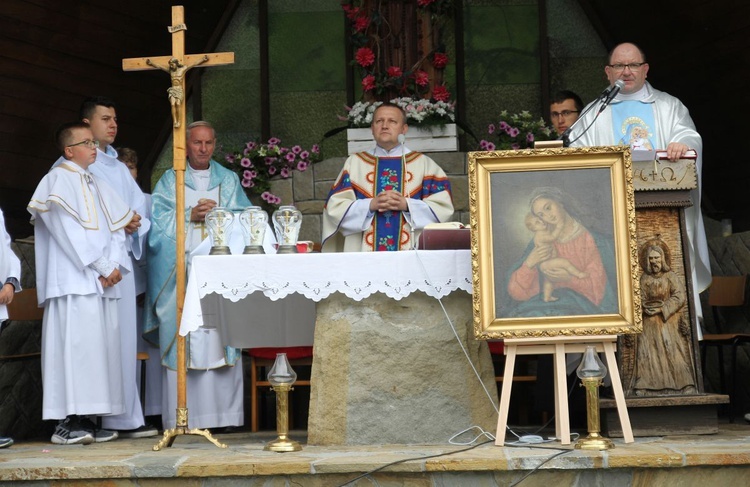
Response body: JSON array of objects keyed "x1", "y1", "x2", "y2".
[{"x1": 0, "y1": 0, "x2": 233, "y2": 237}]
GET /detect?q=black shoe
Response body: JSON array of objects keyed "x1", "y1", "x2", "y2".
[{"x1": 118, "y1": 424, "x2": 159, "y2": 439}]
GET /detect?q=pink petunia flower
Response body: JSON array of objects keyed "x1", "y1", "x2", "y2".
[
  {"x1": 240, "y1": 157, "x2": 252, "y2": 167},
  {"x1": 488, "y1": 124, "x2": 496, "y2": 135}
]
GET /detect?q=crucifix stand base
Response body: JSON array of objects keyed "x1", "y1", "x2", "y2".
[{"x1": 153, "y1": 408, "x2": 228, "y2": 451}]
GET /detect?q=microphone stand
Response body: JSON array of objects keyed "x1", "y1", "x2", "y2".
[
  {"x1": 558, "y1": 100, "x2": 597, "y2": 148},
  {"x1": 558, "y1": 84, "x2": 616, "y2": 147}
]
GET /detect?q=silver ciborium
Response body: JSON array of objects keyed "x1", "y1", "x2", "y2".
[
  {"x1": 239, "y1": 206, "x2": 267, "y2": 254},
  {"x1": 272, "y1": 205, "x2": 302, "y2": 254},
  {"x1": 205, "y1": 207, "x2": 234, "y2": 255}
]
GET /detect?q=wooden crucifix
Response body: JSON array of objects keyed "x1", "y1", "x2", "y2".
[{"x1": 122, "y1": 5, "x2": 234, "y2": 451}]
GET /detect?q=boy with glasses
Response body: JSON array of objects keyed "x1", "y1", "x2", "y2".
[{"x1": 28, "y1": 122, "x2": 134, "y2": 444}]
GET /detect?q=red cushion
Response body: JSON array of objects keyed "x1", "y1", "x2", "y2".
[
  {"x1": 246, "y1": 346, "x2": 313, "y2": 360},
  {"x1": 488, "y1": 341, "x2": 504, "y2": 355}
]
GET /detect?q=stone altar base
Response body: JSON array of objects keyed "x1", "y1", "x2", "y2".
[
  {"x1": 307, "y1": 291, "x2": 498, "y2": 445},
  {"x1": 601, "y1": 394, "x2": 729, "y2": 437}
]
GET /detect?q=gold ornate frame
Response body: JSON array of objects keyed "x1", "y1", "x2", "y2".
[{"x1": 469, "y1": 146, "x2": 641, "y2": 339}]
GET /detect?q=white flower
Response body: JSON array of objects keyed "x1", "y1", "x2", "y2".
[{"x1": 345, "y1": 97, "x2": 456, "y2": 128}]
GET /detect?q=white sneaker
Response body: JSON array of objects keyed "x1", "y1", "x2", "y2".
[{"x1": 51, "y1": 417, "x2": 94, "y2": 445}]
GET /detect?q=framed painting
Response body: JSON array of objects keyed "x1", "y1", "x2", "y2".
[{"x1": 469, "y1": 146, "x2": 642, "y2": 339}]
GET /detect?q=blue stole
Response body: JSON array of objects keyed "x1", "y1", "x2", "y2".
[
  {"x1": 611, "y1": 100, "x2": 657, "y2": 151},
  {"x1": 374, "y1": 156, "x2": 404, "y2": 251}
]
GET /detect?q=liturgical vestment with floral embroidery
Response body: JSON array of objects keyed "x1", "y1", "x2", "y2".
[{"x1": 322, "y1": 151, "x2": 454, "y2": 252}]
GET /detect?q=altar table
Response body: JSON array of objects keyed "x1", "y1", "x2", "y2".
[
  {"x1": 179, "y1": 250, "x2": 499, "y2": 445},
  {"x1": 180, "y1": 249, "x2": 474, "y2": 345}
]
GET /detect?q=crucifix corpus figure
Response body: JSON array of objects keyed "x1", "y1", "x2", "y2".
[{"x1": 146, "y1": 56, "x2": 209, "y2": 127}]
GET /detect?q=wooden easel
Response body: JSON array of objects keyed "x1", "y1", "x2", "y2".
[{"x1": 495, "y1": 335, "x2": 633, "y2": 446}]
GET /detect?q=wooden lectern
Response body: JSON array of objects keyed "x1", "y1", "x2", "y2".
[{"x1": 602, "y1": 151, "x2": 728, "y2": 436}]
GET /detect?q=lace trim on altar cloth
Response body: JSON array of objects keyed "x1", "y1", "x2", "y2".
[{"x1": 190, "y1": 249, "x2": 472, "y2": 303}]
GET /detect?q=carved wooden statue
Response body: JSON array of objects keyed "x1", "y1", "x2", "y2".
[{"x1": 627, "y1": 236, "x2": 698, "y2": 396}]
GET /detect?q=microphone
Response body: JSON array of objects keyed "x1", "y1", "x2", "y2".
[
  {"x1": 398, "y1": 133, "x2": 405, "y2": 145},
  {"x1": 598, "y1": 79, "x2": 625, "y2": 113}
]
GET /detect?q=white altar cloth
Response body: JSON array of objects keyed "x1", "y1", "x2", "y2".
[{"x1": 180, "y1": 249, "x2": 472, "y2": 341}]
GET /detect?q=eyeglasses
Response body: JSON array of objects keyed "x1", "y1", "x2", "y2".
[
  {"x1": 550, "y1": 110, "x2": 579, "y2": 119},
  {"x1": 67, "y1": 139, "x2": 100, "y2": 149},
  {"x1": 607, "y1": 62, "x2": 646, "y2": 72}
]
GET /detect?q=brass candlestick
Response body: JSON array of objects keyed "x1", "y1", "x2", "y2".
[
  {"x1": 264, "y1": 353, "x2": 302, "y2": 452},
  {"x1": 575, "y1": 345, "x2": 615, "y2": 451}
]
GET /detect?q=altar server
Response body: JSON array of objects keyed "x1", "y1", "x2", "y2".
[
  {"x1": 53, "y1": 96, "x2": 156, "y2": 438},
  {"x1": 0, "y1": 208, "x2": 21, "y2": 449},
  {"x1": 29, "y1": 122, "x2": 134, "y2": 444}
]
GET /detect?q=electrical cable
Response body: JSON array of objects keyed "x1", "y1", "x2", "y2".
[
  {"x1": 334, "y1": 439, "x2": 495, "y2": 487},
  {"x1": 331, "y1": 248, "x2": 579, "y2": 487},
  {"x1": 411, "y1": 247, "x2": 583, "y2": 446}
]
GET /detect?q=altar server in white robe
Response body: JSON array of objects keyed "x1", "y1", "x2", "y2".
[
  {"x1": 569, "y1": 42, "x2": 711, "y2": 323},
  {"x1": 0, "y1": 208, "x2": 21, "y2": 324},
  {"x1": 145, "y1": 121, "x2": 251, "y2": 430},
  {"x1": 116, "y1": 148, "x2": 163, "y2": 420},
  {"x1": 53, "y1": 97, "x2": 155, "y2": 437},
  {"x1": 322, "y1": 102, "x2": 454, "y2": 252},
  {"x1": 29, "y1": 122, "x2": 134, "y2": 444},
  {"x1": 0, "y1": 208, "x2": 21, "y2": 449}
]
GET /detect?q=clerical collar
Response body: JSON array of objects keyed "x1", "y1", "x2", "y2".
[
  {"x1": 188, "y1": 165, "x2": 211, "y2": 178},
  {"x1": 615, "y1": 83, "x2": 651, "y2": 102},
  {"x1": 371, "y1": 144, "x2": 411, "y2": 157}
]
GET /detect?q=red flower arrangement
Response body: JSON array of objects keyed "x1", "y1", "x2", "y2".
[{"x1": 343, "y1": 1, "x2": 454, "y2": 102}]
